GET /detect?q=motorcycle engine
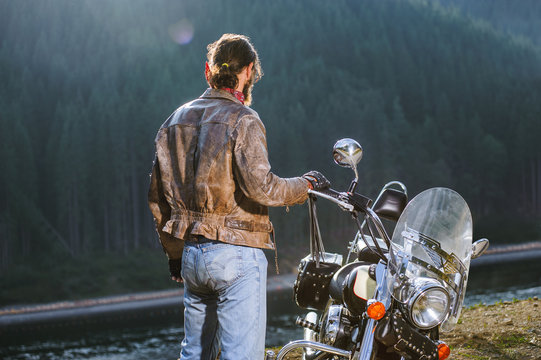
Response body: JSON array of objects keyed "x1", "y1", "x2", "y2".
[{"x1": 319, "y1": 304, "x2": 355, "y2": 350}]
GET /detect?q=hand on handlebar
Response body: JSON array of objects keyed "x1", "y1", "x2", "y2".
[{"x1": 303, "y1": 170, "x2": 331, "y2": 191}]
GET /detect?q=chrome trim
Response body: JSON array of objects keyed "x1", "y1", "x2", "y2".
[
  {"x1": 308, "y1": 189, "x2": 354, "y2": 212},
  {"x1": 471, "y1": 238, "x2": 490, "y2": 259},
  {"x1": 322, "y1": 305, "x2": 343, "y2": 345},
  {"x1": 364, "y1": 207, "x2": 392, "y2": 248},
  {"x1": 357, "y1": 262, "x2": 391, "y2": 359},
  {"x1": 333, "y1": 138, "x2": 363, "y2": 193},
  {"x1": 406, "y1": 281, "x2": 450, "y2": 329},
  {"x1": 332, "y1": 138, "x2": 363, "y2": 169},
  {"x1": 401, "y1": 228, "x2": 467, "y2": 275},
  {"x1": 275, "y1": 340, "x2": 351, "y2": 360},
  {"x1": 396, "y1": 228, "x2": 468, "y2": 318},
  {"x1": 303, "y1": 311, "x2": 319, "y2": 358},
  {"x1": 332, "y1": 138, "x2": 363, "y2": 184},
  {"x1": 407, "y1": 257, "x2": 460, "y2": 294}
]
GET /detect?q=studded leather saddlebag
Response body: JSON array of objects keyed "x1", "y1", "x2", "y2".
[
  {"x1": 293, "y1": 195, "x2": 342, "y2": 310},
  {"x1": 294, "y1": 253, "x2": 342, "y2": 310}
]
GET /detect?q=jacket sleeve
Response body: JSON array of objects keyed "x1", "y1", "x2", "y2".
[
  {"x1": 148, "y1": 155, "x2": 183, "y2": 259},
  {"x1": 233, "y1": 114, "x2": 309, "y2": 207}
]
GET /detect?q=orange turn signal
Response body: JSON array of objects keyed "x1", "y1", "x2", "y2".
[
  {"x1": 366, "y1": 301, "x2": 386, "y2": 320},
  {"x1": 437, "y1": 342, "x2": 450, "y2": 360}
]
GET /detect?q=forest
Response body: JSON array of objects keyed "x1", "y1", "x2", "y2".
[{"x1": 0, "y1": 0, "x2": 540, "y2": 304}]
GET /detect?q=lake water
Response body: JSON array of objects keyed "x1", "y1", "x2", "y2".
[{"x1": 1, "y1": 257, "x2": 540, "y2": 360}]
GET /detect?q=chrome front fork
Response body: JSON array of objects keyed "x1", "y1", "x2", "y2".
[{"x1": 354, "y1": 262, "x2": 391, "y2": 360}]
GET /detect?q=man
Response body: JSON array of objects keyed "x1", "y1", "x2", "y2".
[{"x1": 148, "y1": 33, "x2": 329, "y2": 360}]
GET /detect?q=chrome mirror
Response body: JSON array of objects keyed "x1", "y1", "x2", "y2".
[
  {"x1": 333, "y1": 138, "x2": 363, "y2": 192},
  {"x1": 333, "y1": 138, "x2": 363, "y2": 169},
  {"x1": 471, "y1": 238, "x2": 490, "y2": 259}
]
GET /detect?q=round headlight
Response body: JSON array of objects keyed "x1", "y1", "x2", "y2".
[{"x1": 407, "y1": 282, "x2": 450, "y2": 329}]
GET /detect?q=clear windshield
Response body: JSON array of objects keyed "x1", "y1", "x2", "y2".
[{"x1": 387, "y1": 188, "x2": 472, "y2": 330}]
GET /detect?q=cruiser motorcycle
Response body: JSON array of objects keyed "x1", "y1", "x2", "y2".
[{"x1": 269, "y1": 138, "x2": 489, "y2": 360}]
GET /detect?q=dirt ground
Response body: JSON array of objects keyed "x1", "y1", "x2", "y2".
[
  {"x1": 269, "y1": 297, "x2": 541, "y2": 359},
  {"x1": 441, "y1": 297, "x2": 540, "y2": 359}
]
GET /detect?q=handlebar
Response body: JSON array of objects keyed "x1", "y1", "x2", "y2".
[
  {"x1": 308, "y1": 188, "x2": 372, "y2": 213},
  {"x1": 308, "y1": 188, "x2": 354, "y2": 212},
  {"x1": 308, "y1": 187, "x2": 393, "y2": 260}
]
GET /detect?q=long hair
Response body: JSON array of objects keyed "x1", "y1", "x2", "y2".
[{"x1": 206, "y1": 34, "x2": 263, "y2": 106}]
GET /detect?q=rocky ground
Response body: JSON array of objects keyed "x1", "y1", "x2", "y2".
[
  {"x1": 442, "y1": 298, "x2": 540, "y2": 359},
  {"x1": 269, "y1": 297, "x2": 541, "y2": 359}
]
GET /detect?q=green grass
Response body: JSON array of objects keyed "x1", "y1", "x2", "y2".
[
  {"x1": 455, "y1": 352, "x2": 490, "y2": 360},
  {"x1": 495, "y1": 335, "x2": 529, "y2": 349},
  {"x1": 467, "y1": 301, "x2": 487, "y2": 310}
]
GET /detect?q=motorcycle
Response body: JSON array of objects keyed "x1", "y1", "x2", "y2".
[{"x1": 267, "y1": 138, "x2": 489, "y2": 360}]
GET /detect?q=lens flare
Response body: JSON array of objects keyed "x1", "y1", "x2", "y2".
[{"x1": 168, "y1": 19, "x2": 194, "y2": 45}]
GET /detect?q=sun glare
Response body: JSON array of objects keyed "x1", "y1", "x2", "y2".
[{"x1": 168, "y1": 19, "x2": 194, "y2": 45}]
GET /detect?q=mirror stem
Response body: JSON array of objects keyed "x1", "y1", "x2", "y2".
[
  {"x1": 348, "y1": 179, "x2": 358, "y2": 193},
  {"x1": 348, "y1": 167, "x2": 359, "y2": 193}
]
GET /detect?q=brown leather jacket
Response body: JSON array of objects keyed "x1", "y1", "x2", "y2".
[{"x1": 148, "y1": 89, "x2": 309, "y2": 260}]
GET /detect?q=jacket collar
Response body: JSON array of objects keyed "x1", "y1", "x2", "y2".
[{"x1": 200, "y1": 88, "x2": 243, "y2": 105}]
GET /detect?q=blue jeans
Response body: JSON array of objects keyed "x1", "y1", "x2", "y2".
[{"x1": 179, "y1": 239, "x2": 268, "y2": 360}]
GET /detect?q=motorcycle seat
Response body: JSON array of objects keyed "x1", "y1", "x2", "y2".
[{"x1": 372, "y1": 188, "x2": 407, "y2": 222}]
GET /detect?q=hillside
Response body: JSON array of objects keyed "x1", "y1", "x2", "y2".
[
  {"x1": 436, "y1": 0, "x2": 541, "y2": 47},
  {"x1": 0, "y1": 0, "x2": 540, "y2": 303}
]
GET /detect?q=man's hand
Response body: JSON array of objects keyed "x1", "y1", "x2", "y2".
[
  {"x1": 168, "y1": 258, "x2": 183, "y2": 283},
  {"x1": 303, "y1": 171, "x2": 331, "y2": 191}
]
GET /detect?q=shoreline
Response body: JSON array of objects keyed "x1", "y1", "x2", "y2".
[{"x1": 1, "y1": 244, "x2": 539, "y2": 338}]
